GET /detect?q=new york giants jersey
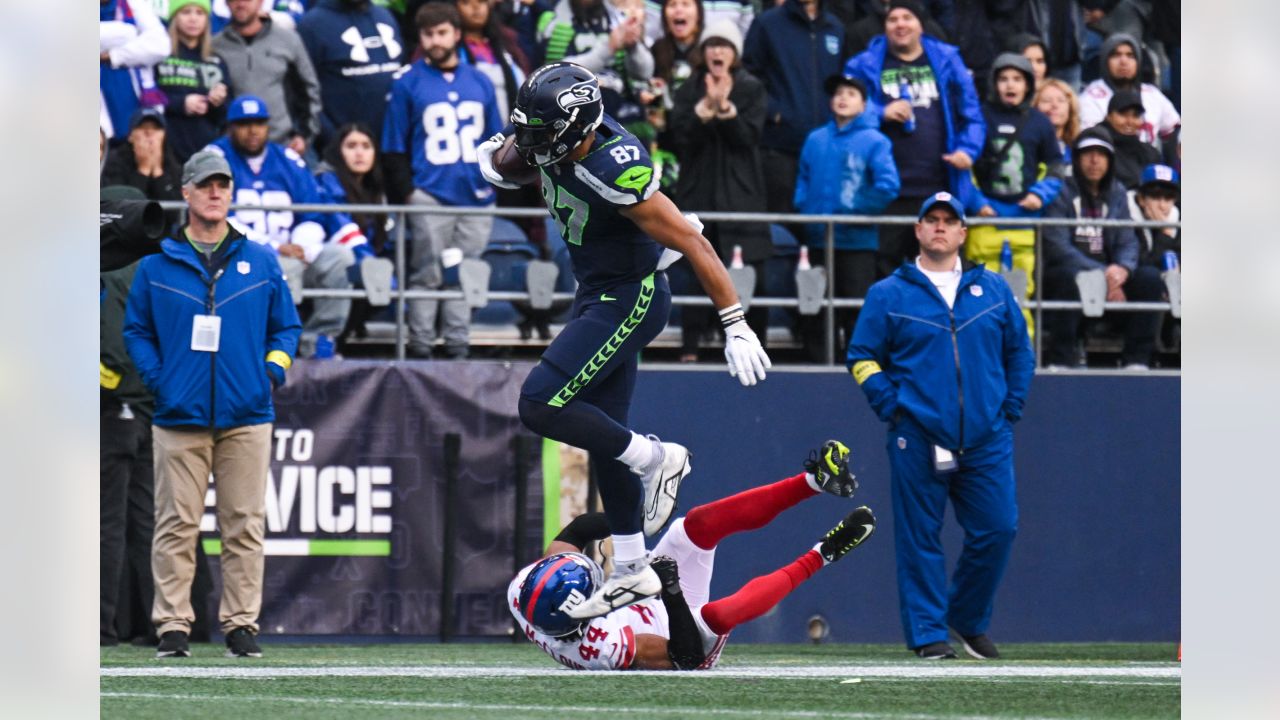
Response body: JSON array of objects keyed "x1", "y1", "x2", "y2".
[
  {"x1": 537, "y1": 114, "x2": 663, "y2": 293},
  {"x1": 508, "y1": 562, "x2": 670, "y2": 671},
  {"x1": 204, "y1": 137, "x2": 365, "y2": 263},
  {"x1": 382, "y1": 61, "x2": 504, "y2": 207}
]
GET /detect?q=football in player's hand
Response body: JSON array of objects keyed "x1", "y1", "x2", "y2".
[{"x1": 493, "y1": 136, "x2": 540, "y2": 186}]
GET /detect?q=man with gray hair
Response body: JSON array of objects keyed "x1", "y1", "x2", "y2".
[{"x1": 124, "y1": 150, "x2": 301, "y2": 659}]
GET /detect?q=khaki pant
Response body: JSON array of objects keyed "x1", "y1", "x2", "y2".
[{"x1": 151, "y1": 423, "x2": 272, "y2": 635}]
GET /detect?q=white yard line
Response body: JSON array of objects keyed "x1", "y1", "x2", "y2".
[
  {"x1": 101, "y1": 663, "x2": 1181, "y2": 680},
  {"x1": 100, "y1": 691, "x2": 1064, "y2": 720}
]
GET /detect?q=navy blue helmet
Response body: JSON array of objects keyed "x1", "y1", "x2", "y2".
[
  {"x1": 511, "y1": 62, "x2": 604, "y2": 167},
  {"x1": 516, "y1": 552, "x2": 603, "y2": 637}
]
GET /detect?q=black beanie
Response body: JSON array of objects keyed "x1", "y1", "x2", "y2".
[{"x1": 887, "y1": 0, "x2": 928, "y2": 22}]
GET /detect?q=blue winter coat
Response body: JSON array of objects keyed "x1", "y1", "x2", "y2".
[
  {"x1": 847, "y1": 262, "x2": 1034, "y2": 451},
  {"x1": 794, "y1": 112, "x2": 900, "y2": 251},
  {"x1": 123, "y1": 230, "x2": 301, "y2": 430},
  {"x1": 843, "y1": 35, "x2": 986, "y2": 207},
  {"x1": 742, "y1": 0, "x2": 846, "y2": 155},
  {"x1": 1043, "y1": 177, "x2": 1140, "y2": 275}
]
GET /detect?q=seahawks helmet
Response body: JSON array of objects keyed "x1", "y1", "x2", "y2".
[
  {"x1": 516, "y1": 552, "x2": 603, "y2": 637},
  {"x1": 511, "y1": 62, "x2": 605, "y2": 167}
]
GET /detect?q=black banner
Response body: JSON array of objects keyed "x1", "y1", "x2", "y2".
[{"x1": 201, "y1": 360, "x2": 544, "y2": 636}]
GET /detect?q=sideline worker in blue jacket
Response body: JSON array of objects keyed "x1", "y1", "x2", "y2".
[
  {"x1": 847, "y1": 191, "x2": 1034, "y2": 661},
  {"x1": 124, "y1": 150, "x2": 301, "y2": 661}
]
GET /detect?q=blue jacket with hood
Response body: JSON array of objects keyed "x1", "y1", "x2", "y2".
[
  {"x1": 847, "y1": 261, "x2": 1034, "y2": 451},
  {"x1": 843, "y1": 34, "x2": 986, "y2": 207},
  {"x1": 124, "y1": 228, "x2": 301, "y2": 430},
  {"x1": 742, "y1": 0, "x2": 846, "y2": 155},
  {"x1": 794, "y1": 112, "x2": 900, "y2": 251}
]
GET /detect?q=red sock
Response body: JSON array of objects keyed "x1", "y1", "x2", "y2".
[
  {"x1": 700, "y1": 550, "x2": 824, "y2": 635},
  {"x1": 683, "y1": 473, "x2": 817, "y2": 550}
]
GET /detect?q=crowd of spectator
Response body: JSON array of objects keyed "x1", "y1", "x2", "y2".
[{"x1": 101, "y1": 0, "x2": 1181, "y2": 368}]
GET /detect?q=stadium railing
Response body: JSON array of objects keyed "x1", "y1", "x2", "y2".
[{"x1": 157, "y1": 201, "x2": 1182, "y2": 369}]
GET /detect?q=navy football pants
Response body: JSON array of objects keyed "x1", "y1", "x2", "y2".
[{"x1": 519, "y1": 273, "x2": 671, "y2": 536}]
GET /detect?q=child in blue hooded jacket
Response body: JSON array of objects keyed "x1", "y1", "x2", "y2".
[{"x1": 794, "y1": 74, "x2": 899, "y2": 361}]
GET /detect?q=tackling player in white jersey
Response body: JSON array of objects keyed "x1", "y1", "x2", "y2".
[{"x1": 509, "y1": 441, "x2": 876, "y2": 670}]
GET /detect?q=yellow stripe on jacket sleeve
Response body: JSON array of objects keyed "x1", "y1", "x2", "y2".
[
  {"x1": 266, "y1": 350, "x2": 292, "y2": 370},
  {"x1": 851, "y1": 360, "x2": 882, "y2": 385},
  {"x1": 100, "y1": 362, "x2": 122, "y2": 390}
]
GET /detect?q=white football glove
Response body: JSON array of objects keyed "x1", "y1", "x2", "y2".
[
  {"x1": 476, "y1": 132, "x2": 519, "y2": 190},
  {"x1": 723, "y1": 318, "x2": 771, "y2": 386}
]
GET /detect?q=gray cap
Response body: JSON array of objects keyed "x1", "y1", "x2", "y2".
[{"x1": 182, "y1": 150, "x2": 233, "y2": 186}]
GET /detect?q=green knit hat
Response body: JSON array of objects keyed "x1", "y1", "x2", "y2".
[{"x1": 169, "y1": 0, "x2": 212, "y2": 21}]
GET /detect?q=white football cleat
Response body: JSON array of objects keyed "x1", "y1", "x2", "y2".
[
  {"x1": 564, "y1": 560, "x2": 661, "y2": 620},
  {"x1": 638, "y1": 439, "x2": 691, "y2": 537}
]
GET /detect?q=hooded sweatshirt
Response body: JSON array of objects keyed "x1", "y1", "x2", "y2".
[
  {"x1": 968, "y1": 53, "x2": 1063, "y2": 215},
  {"x1": 1079, "y1": 33, "x2": 1180, "y2": 147},
  {"x1": 794, "y1": 111, "x2": 900, "y2": 251},
  {"x1": 297, "y1": 0, "x2": 405, "y2": 145},
  {"x1": 1042, "y1": 130, "x2": 1140, "y2": 275}
]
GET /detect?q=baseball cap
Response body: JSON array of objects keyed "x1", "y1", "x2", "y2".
[
  {"x1": 182, "y1": 150, "x2": 233, "y2": 185},
  {"x1": 917, "y1": 191, "x2": 966, "y2": 223},
  {"x1": 1139, "y1": 163, "x2": 1180, "y2": 192},
  {"x1": 1107, "y1": 89, "x2": 1144, "y2": 114},
  {"x1": 824, "y1": 74, "x2": 867, "y2": 98},
  {"x1": 227, "y1": 95, "x2": 271, "y2": 123},
  {"x1": 1074, "y1": 126, "x2": 1115, "y2": 155},
  {"x1": 129, "y1": 106, "x2": 166, "y2": 131}
]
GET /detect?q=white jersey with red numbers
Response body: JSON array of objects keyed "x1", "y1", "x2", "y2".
[
  {"x1": 508, "y1": 519, "x2": 730, "y2": 671},
  {"x1": 508, "y1": 564, "x2": 670, "y2": 671}
]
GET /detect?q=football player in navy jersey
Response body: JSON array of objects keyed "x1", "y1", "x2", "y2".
[{"x1": 477, "y1": 62, "x2": 772, "y2": 619}]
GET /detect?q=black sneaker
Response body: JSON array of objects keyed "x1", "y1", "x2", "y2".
[
  {"x1": 816, "y1": 506, "x2": 876, "y2": 563},
  {"x1": 955, "y1": 632, "x2": 1000, "y2": 659},
  {"x1": 155, "y1": 630, "x2": 190, "y2": 658},
  {"x1": 224, "y1": 627, "x2": 263, "y2": 658},
  {"x1": 914, "y1": 641, "x2": 958, "y2": 659},
  {"x1": 803, "y1": 440, "x2": 858, "y2": 498}
]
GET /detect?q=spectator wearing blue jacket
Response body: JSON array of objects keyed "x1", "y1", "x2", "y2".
[
  {"x1": 794, "y1": 74, "x2": 899, "y2": 361},
  {"x1": 123, "y1": 151, "x2": 301, "y2": 660},
  {"x1": 842, "y1": 0, "x2": 985, "y2": 279},
  {"x1": 1041, "y1": 126, "x2": 1162, "y2": 369},
  {"x1": 741, "y1": 0, "x2": 845, "y2": 217},
  {"x1": 847, "y1": 192, "x2": 1034, "y2": 661}
]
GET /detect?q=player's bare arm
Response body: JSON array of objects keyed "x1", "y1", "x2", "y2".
[
  {"x1": 619, "y1": 191, "x2": 739, "y2": 311},
  {"x1": 631, "y1": 633, "x2": 675, "y2": 670}
]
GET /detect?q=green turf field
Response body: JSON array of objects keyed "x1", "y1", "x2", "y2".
[{"x1": 101, "y1": 642, "x2": 1179, "y2": 719}]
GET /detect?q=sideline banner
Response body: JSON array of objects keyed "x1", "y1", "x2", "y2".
[{"x1": 202, "y1": 360, "x2": 544, "y2": 636}]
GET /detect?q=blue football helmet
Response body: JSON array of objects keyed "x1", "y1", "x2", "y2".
[
  {"x1": 511, "y1": 62, "x2": 604, "y2": 167},
  {"x1": 517, "y1": 552, "x2": 603, "y2": 637}
]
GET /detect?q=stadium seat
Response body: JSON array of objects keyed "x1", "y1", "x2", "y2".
[
  {"x1": 490, "y1": 216, "x2": 530, "y2": 245},
  {"x1": 765, "y1": 224, "x2": 800, "y2": 328},
  {"x1": 476, "y1": 242, "x2": 539, "y2": 326}
]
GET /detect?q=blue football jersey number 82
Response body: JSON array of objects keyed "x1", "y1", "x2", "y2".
[{"x1": 422, "y1": 101, "x2": 485, "y2": 165}]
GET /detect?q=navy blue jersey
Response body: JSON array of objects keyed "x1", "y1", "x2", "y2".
[
  {"x1": 382, "y1": 60, "x2": 504, "y2": 207},
  {"x1": 537, "y1": 115, "x2": 662, "y2": 292}
]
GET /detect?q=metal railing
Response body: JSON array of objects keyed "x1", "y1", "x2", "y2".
[{"x1": 159, "y1": 200, "x2": 1181, "y2": 367}]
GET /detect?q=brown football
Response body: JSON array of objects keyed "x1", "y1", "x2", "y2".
[{"x1": 492, "y1": 135, "x2": 540, "y2": 186}]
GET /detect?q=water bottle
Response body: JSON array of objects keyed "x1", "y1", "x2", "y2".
[
  {"x1": 1000, "y1": 239, "x2": 1013, "y2": 272},
  {"x1": 797, "y1": 245, "x2": 812, "y2": 271},
  {"x1": 1162, "y1": 250, "x2": 1179, "y2": 272},
  {"x1": 313, "y1": 334, "x2": 335, "y2": 359},
  {"x1": 898, "y1": 76, "x2": 916, "y2": 134},
  {"x1": 730, "y1": 244, "x2": 745, "y2": 269}
]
